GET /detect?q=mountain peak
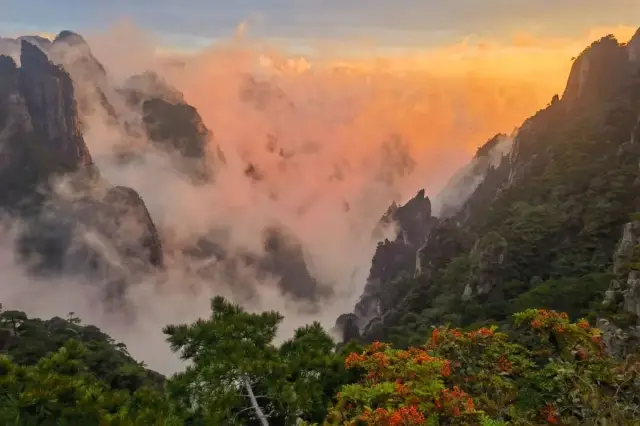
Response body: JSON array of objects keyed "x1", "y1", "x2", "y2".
[
  {"x1": 475, "y1": 133, "x2": 509, "y2": 159},
  {"x1": 54, "y1": 30, "x2": 86, "y2": 46},
  {"x1": 19, "y1": 40, "x2": 49, "y2": 69},
  {"x1": 561, "y1": 34, "x2": 630, "y2": 109},
  {"x1": 0, "y1": 54, "x2": 17, "y2": 73}
]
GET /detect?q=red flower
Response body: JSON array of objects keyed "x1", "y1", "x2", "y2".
[
  {"x1": 431, "y1": 328, "x2": 440, "y2": 346},
  {"x1": 541, "y1": 404, "x2": 558, "y2": 424},
  {"x1": 498, "y1": 355, "x2": 513, "y2": 372},
  {"x1": 344, "y1": 352, "x2": 365, "y2": 368},
  {"x1": 577, "y1": 319, "x2": 590, "y2": 329},
  {"x1": 370, "y1": 341, "x2": 386, "y2": 352},
  {"x1": 440, "y1": 360, "x2": 452, "y2": 377},
  {"x1": 466, "y1": 397, "x2": 475, "y2": 412}
]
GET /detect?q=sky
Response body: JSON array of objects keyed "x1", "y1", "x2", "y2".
[{"x1": 1, "y1": 0, "x2": 639, "y2": 51}]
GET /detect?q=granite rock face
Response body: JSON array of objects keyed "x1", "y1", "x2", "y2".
[
  {"x1": 0, "y1": 41, "x2": 163, "y2": 294},
  {"x1": 0, "y1": 42, "x2": 93, "y2": 207},
  {"x1": 337, "y1": 189, "x2": 437, "y2": 334},
  {"x1": 599, "y1": 221, "x2": 640, "y2": 357},
  {"x1": 182, "y1": 224, "x2": 326, "y2": 303},
  {"x1": 120, "y1": 71, "x2": 225, "y2": 182},
  {"x1": 561, "y1": 35, "x2": 631, "y2": 111}
]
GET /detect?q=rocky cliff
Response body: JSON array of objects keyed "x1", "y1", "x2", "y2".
[
  {"x1": 435, "y1": 133, "x2": 513, "y2": 218},
  {"x1": 337, "y1": 29, "x2": 640, "y2": 349},
  {"x1": 0, "y1": 41, "x2": 94, "y2": 208},
  {"x1": 561, "y1": 35, "x2": 631, "y2": 111},
  {"x1": 598, "y1": 220, "x2": 640, "y2": 357},
  {"x1": 341, "y1": 189, "x2": 437, "y2": 332},
  {"x1": 0, "y1": 40, "x2": 163, "y2": 294},
  {"x1": 120, "y1": 70, "x2": 225, "y2": 183}
]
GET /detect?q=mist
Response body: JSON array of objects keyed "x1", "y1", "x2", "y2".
[{"x1": 0, "y1": 20, "x2": 635, "y2": 374}]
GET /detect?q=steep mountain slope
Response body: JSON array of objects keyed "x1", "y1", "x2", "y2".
[
  {"x1": 0, "y1": 32, "x2": 322, "y2": 303},
  {"x1": 0, "y1": 40, "x2": 163, "y2": 295},
  {"x1": 52, "y1": 33, "x2": 320, "y2": 301},
  {"x1": 352, "y1": 190, "x2": 436, "y2": 327},
  {"x1": 120, "y1": 70, "x2": 225, "y2": 182},
  {"x1": 338, "y1": 30, "x2": 640, "y2": 350},
  {"x1": 434, "y1": 133, "x2": 513, "y2": 218}
]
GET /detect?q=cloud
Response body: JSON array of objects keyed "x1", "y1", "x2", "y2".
[{"x1": 0, "y1": 21, "x2": 636, "y2": 374}]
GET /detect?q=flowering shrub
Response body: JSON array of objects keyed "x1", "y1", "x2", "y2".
[
  {"x1": 326, "y1": 339, "x2": 482, "y2": 425},
  {"x1": 327, "y1": 309, "x2": 640, "y2": 425}
]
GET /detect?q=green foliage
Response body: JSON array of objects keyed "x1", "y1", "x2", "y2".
[
  {"x1": 0, "y1": 301, "x2": 638, "y2": 425},
  {"x1": 510, "y1": 273, "x2": 613, "y2": 319},
  {"x1": 0, "y1": 340, "x2": 178, "y2": 425},
  {"x1": 358, "y1": 64, "x2": 640, "y2": 346},
  {"x1": 163, "y1": 296, "x2": 351, "y2": 425},
  {"x1": 331, "y1": 310, "x2": 640, "y2": 425},
  {"x1": 0, "y1": 304, "x2": 161, "y2": 392}
]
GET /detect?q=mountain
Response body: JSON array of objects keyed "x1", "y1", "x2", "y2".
[
  {"x1": 2, "y1": 26, "x2": 640, "y2": 426},
  {"x1": 0, "y1": 40, "x2": 163, "y2": 298},
  {"x1": 336, "y1": 30, "x2": 640, "y2": 353},
  {"x1": 120, "y1": 71, "x2": 225, "y2": 182},
  {"x1": 4, "y1": 28, "x2": 640, "y2": 352},
  {"x1": 434, "y1": 133, "x2": 513, "y2": 218},
  {"x1": 349, "y1": 190, "x2": 436, "y2": 330},
  {"x1": 0, "y1": 32, "x2": 321, "y2": 304},
  {"x1": 183, "y1": 225, "x2": 326, "y2": 302},
  {"x1": 0, "y1": 41, "x2": 93, "y2": 207}
]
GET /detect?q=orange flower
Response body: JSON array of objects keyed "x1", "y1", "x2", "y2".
[
  {"x1": 477, "y1": 327, "x2": 494, "y2": 337},
  {"x1": 498, "y1": 355, "x2": 513, "y2": 372},
  {"x1": 577, "y1": 319, "x2": 590, "y2": 329},
  {"x1": 431, "y1": 328, "x2": 440, "y2": 346},
  {"x1": 380, "y1": 406, "x2": 425, "y2": 426},
  {"x1": 412, "y1": 350, "x2": 439, "y2": 365},
  {"x1": 441, "y1": 360, "x2": 452, "y2": 377},
  {"x1": 397, "y1": 350, "x2": 411, "y2": 360},
  {"x1": 541, "y1": 404, "x2": 558, "y2": 424},
  {"x1": 372, "y1": 351, "x2": 390, "y2": 367},
  {"x1": 370, "y1": 341, "x2": 386, "y2": 352},
  {"x1": 466, "y1": 397, "x2": 475, "y2": 412},
  {"x1": 344, "y1": 352, "x2": 365, "y2": 368},
  {"x1": 394, "y1": 382, "x2": 409, "y2": 394}
]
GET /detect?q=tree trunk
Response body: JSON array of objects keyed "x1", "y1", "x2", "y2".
[{"x1": 243, "y1": 377, "x2": 269, "y2": 426}]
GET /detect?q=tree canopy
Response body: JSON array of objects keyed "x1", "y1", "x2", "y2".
[{"x1": 0, "y1": 300, "x2": 638, "y2": 425}]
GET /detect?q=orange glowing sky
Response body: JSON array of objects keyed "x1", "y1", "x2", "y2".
[{"x1": 2, "y1": 3, "x2": 638, "y2": 192}]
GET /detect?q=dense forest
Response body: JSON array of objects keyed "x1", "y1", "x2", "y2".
[
  {"x1": 0, "y1": 23, "x2": 640, "y2": 426},
  {"x1": 0, "y1": 300, "x2": 638, "y2": 425}
]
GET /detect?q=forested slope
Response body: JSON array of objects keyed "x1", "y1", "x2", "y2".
[{"x1": 340, "y1": 32, "x2": 640, "y2": 355}]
